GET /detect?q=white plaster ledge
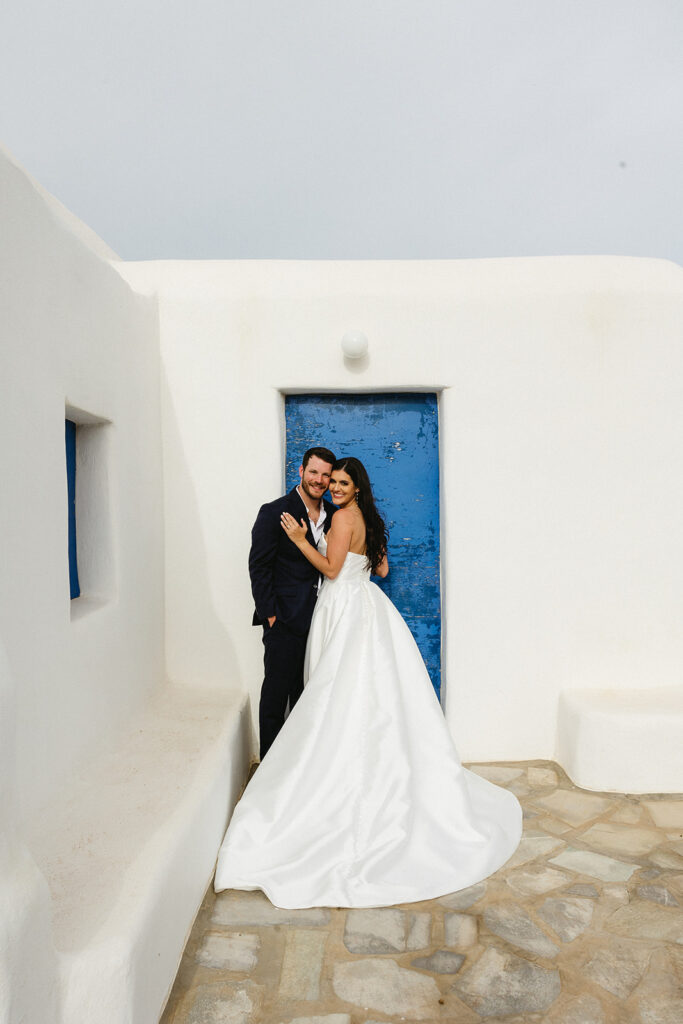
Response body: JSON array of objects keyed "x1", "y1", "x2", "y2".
[
  {"x1": 24, "y1": 684, "x2": 251, "y2": 1024},
  {"x1": 556, "y1": 687, "x2": 683, "y2": 794},
  {"x1": 69, "y1": 594, "x2": 111, "y2": 622}
]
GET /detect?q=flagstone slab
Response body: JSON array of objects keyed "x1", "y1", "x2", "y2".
[
  {"x1": 411, "y1": 949, "x2": 465, "y2": 974},
  {"x1": 343, "y1": 909, "x2": 405, "y2": 953},
  {"x1": 452, "y1": 947, "x2": 561, "y2": 1017},
  {"x1": 438, "y1": 881, "x2": 486, "y2": 910},
  {"x1": 342, "y1": 910, "x2": 427, "y2": 954},
  {"x1": 633, "y1": 948, "x2": 683, "y2": 1024},
  {"x1": 611, "y1": 803, "x2": 645, "y2": 825},
  {"x1": 637, "y1": 989, "x2": 683, "y2": 1024},
  {"x1": 537, "y1": 816, "x2": 572, "y2": 835},
  {"x1": 483, "y1": 903, "x2": 559, "y2": 957},
  {"x1": 468, "y1": 765, "x2": 524, "y2": 785},
  {"x1": 508, "y1": 780, "x2": 531, "y2": 797},
  {"x1": 537, "y1": 897, "x2": 594, "y2": 942},
  {"x1": 549, "y1": 847, "x2": 639, "y2": 882},
  {"x1": 506, "y1": 864, "x2": 570, "y2": 896},
  {"x1": 474, "y1": 1018, "x2": 536, "y2": 1024},
  {"x1": 534, "y1": 790, "x2": 615, "y2": 826},
  {"x1": 184, "y1": 982, "x2": 259, "y2": 1024},
  {"x1": 648, "y1": 849, "x2": 683, "y2": 871},
  {"x1": 638, "y1": 868, "x2": 662, "y2": 881},
  {"x1": 528, "y1": 766, "x2": 559, "y2": 788},
  {"x1": 279, "y1": 929, "x2": 327, "y2": 1000},
  {"x1": 544, "y1": 993, "x2": 606, "y2": 1023},
  {"x1": 637, "y1": 885, "x2": 679, "y2": 907},
  {"x1": 475, "y1": 1018, "x2": 530, "y2": 1024},
  {"x1": 664, "y1": 876, "x2": 683, "y2": 903},
  {"x1": 583, "y1": 942, "x2": 651, "y2": 998},
  {"x1": 195, "y1": 932, "x2": 260, "y2": 971},
  {"x1": 444, "y1": 912, "x2": 478, "y2": 949},
  {"x1": 212, "y1": 892, "x2": 330, "y2": 928},
  {"x1": 332, "y1": 959, "x2": 440, "y2": 1020},
  {"x1": 602, "y1": 884, "x2": 629, "y2": 904},
  {"x1": 564, "y1": 882, "x2": 600, "y2": 899},
  {"x1": 406, "y1": 912, "x2": 431, "y2": 950},
  {"x1": 643, "y1": 800, "x2": 683, "y2": 829},
  {"x1": 504, "y1": 834, "x2": 566, "y2": 870},
  {"x1": 286, "y1": 1017, "x2": 351, "y2": 1024},
  {"x1": 606, "y1": 902, "x2": 683, "y2": 944},
  {"x1": 580, "y1": 822, "x2": 663, "y2": 857}
]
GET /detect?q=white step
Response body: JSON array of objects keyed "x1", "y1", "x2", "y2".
[
  {"x1": 557, "y1": 687, "x2": 683, "y2": 793},
  {"x1": 25, "y1": 685, "x2": 251, "y2": 1024}
]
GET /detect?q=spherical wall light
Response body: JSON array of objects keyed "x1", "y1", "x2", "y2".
[{"x1": 341, "y1": 330, "x2": 369, "y2": 360}]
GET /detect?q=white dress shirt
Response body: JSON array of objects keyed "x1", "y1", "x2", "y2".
[
  {"x1": 296, "y1": 487, "x2": 327, "y2": 546},
  {"x1": 296, "y1": 488, "x2": 328, "y2": 593}
]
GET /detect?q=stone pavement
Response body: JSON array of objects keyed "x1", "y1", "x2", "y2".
[{"x1": 160, "y1": 762, "x2": 683, "y2": 1023}]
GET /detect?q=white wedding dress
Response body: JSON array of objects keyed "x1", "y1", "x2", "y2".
[{"x1": 214, "y1": 539, "x2": 522, "y2": 908}]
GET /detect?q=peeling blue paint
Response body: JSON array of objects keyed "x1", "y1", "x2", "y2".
[{"x1": 285, "y1": 393, "x2": 441, "y2": 697}]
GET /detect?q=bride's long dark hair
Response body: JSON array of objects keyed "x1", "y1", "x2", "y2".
[{"x1": 332, "y1": 457, "x2": 388, "y2": 573}]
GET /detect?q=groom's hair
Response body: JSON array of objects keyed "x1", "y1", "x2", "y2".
[{"x1": 302, "y1": 446, "x2": 336, "y2": 469}]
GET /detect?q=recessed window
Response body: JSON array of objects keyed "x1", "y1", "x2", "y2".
[
  {"x1": 65, "y1": 419, "x2": 81, "y2": 599},
  {"x1": 65, "y1": 404, "x2": 114, "y2": 618}
]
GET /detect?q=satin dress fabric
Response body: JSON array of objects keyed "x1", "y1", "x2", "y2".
[{"x1": 214, "y1": 541, "x2": 522, "y2": 908}]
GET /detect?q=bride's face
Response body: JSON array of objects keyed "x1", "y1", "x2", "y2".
[{"x1": 329, "y1": 470, "x2": 358, "y2": 508}]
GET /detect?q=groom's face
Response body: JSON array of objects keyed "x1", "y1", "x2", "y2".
[{"x1": 299, "y1": 456, "x2": 333, "y2": 502}]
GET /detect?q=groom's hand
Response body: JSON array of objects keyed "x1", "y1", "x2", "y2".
[{"x1": 267, "y1": 616, "x2": 276, "y2": 628}]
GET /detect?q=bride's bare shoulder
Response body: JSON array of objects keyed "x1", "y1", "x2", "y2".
[
  {"x1": 330, "y1": 507, "x2": 355, "y2": 529},
  {"x1": 331, "y1": 506, "x2": 357, "y2": 521}
]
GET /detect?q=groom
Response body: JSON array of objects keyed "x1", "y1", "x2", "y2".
[{"x1": 249, "y1": 446, "x2": 337, "y2": 759}]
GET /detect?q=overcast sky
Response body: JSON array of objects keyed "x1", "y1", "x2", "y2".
[{"x1": 1, "y1": 1, "x2": 681, "y2": 262}]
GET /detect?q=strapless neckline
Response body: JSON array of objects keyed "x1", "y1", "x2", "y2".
[{"x1": 317, "y1": 536, "x2": 370, "y2": 584}]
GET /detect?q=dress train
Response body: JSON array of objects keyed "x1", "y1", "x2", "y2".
[{"x1": 214, "y1": 544, "x2": 521, "y2": 908}]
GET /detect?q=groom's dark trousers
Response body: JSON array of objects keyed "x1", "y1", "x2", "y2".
[{"x1": 249, "y1": 487, "x2": 335, "y2": 759}]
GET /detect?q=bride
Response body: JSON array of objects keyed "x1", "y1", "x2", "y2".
[{"x1": 214, "y1": 457, "x2": 522, "y2": 908}]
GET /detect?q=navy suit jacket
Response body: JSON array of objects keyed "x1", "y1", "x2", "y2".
[{"x1": 249, "y1": 488, "x2": 336, "y2": 636}]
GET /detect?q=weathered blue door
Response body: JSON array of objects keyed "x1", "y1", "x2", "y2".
[{"x1": 285, "y1": 393, "x2": 441, "y2": 698}]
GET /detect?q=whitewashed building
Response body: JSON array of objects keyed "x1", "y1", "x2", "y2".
[{"x1": 1, "y1": 144, "x2": 682, "y2": 1022}]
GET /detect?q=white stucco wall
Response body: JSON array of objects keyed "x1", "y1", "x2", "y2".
[
  {"x1": 0, "y1": 147, "x2": 165, "y2": 1018},
  {"x1": 120, "y1": 256, "x2": 683, "y2": 763},
  {"x1": 0, "y1": 639, "x2": 58, "y2": 1023},
  {"x1": 0, "y1": 147, "x2": 165, "y2": 817}
]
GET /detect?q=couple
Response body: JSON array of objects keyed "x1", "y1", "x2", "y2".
[{"x1": 214, "y1": 447, "x2": 522, "y2": 909}]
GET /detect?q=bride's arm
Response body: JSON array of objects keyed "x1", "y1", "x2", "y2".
[
  {"x1": 374, "y1": 552, "x2": 389, "y2": 578},
  {"x1": 280, "y1": 509, "x2": 353, "y2": 579}
]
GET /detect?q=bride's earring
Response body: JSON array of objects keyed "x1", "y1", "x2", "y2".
[{"x1": 355, "y1": 491, "x2": 359, "y2": 502}]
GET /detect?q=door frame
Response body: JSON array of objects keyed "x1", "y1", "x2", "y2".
[{"x1": 280, "y1": 385, "x2": 448, "y2": 706}]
